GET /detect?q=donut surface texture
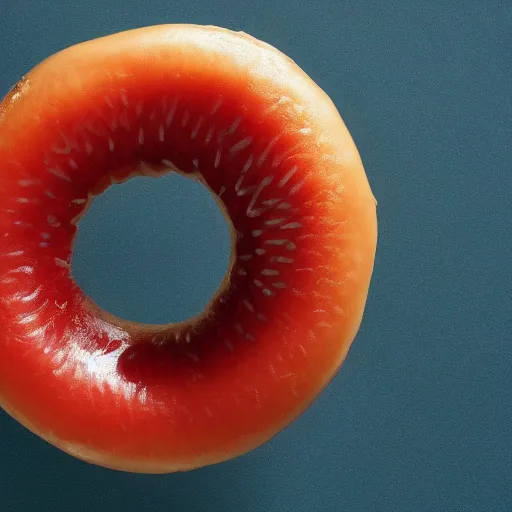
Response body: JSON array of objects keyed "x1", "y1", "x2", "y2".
[{"x1": 0, "y1": 25, "x2": 377, "y2": 473}]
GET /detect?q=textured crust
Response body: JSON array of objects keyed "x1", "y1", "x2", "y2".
[{"x1": 0, "y1": 25, "x2": 377, "y2": 472}]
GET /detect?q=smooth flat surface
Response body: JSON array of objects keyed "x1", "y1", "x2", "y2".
[{"x1": 0, "y1": 1, "x2": 510, "y2": 511}]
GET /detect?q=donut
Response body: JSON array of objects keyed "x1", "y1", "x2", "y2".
[{"x1": 0, "y1": 25, "x2": 377, "y2": 473}]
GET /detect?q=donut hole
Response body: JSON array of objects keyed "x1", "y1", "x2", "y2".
[{"x1": 72, "y1": 171, "x2": 232, "y2": 325}]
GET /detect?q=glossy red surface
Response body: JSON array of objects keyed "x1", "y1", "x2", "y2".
[{"x1": 0, "y1": 25, "x2": 377, "y2": 472}]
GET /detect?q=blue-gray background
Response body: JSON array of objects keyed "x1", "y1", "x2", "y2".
[{"x1": 1, "y1": 1, "x2": 510, "y2": 510}]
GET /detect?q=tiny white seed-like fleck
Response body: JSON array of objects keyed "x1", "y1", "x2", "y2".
[
  {"x1": 265, "y1": 218, "x2": 286, "y2": 226},
  {"x1": 191, "y1": 116, "x2": 203, "y2": 139},
  {"x1": 274, "y1": 257, "x2": 294, "y2": 264},
  {"x1": 10, "y1": 265, "x2": 34, "y2": 274},
  {"x1": 230, "y1": 137, "x2": 253, "y2": 155},
  {"x1": 47, "y1": 215, "x2": 61, "y2": 227},
  {"x1": 214, "y1": 149, "x2": 221, "y2": 169},
  {"x1": 265, "y1": 239, "x2": 288, "y2": 246},
  {"x1": 5, "y1": 250, "x2": 24, "y2": 257},
  {"x1": 205, "y1": 126, "x2": 215, "y2": 145},
  {"x1": 211, "y1": 97, "x2": 222, "y2": 115},
  {"x1": 48, "y1": 167, "x2": 71, "y2": 182},
  {"x1": 54, "y1": 258, "x2": 69, "y2": 269},
  {"x1": 243, "y1": 300, "x2": 254, "y2": 312},
  {"x1": 278, "y1": 166, "x2": 298, "y2": 188},
  {"x1": 280, "y1": 222, "x2": 302, "y2": 230},
  {"x1": 18, "y1": 179, "x2": 41, "y2": 187},
  {"x1": 257, "y1": 136, "x2": 279, "y2": 167}
]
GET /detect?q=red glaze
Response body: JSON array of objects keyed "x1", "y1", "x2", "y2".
[{"x1": 0, "y1": 25, "x2": 377, "y2": 472}]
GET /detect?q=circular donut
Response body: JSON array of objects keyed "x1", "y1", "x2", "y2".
[{"x1": 0, "y1": 25, "x2": 377, "y2": 473}]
